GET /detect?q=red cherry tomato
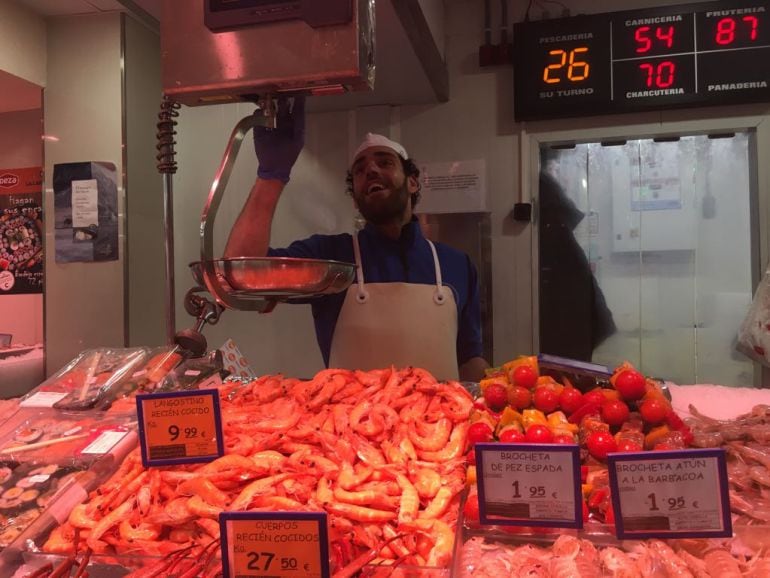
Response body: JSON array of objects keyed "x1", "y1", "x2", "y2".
[
  {"x1": 601, "y1": 400, "x2": 630, "y2": 426},
  {"x1": 532, "y1": 387, "x2": 560, "y2": 413},
  {"x1": 665, "y1": 409, "x2": 686, "y2": 430},
  {"x1": 583, "y1": 389, "x2": 607, "y2": 406},
  {"x1": 499, "y1": 429, "x2": 526, "y2": 443},
  {"x1": 463, "y1": 493, "x2": 480, "y2": 522},
  {"x1": 616, "y1": 439, "x2": 643, "y2": 452},
  {"x1": 639, "y1": 399, "x2": 669, "y2": 425},
  {"x1": 552, "y1": 434, "x2": 576, "y2": 444},
  {"x1": 568, "y1": 401, "x2": 602, "y2": 425},
  {"x1": 466, "y1": 448, "x2": 476, "y2": 464},
  {"x1": 511, "y1": 365, "x2": 538, "y2": 389},
  {"x1": 508, "y1": 385, "x2": 532, "y2": 410},
  {"x1": 614, "y1": 369, "x2": 647, "y2": 401},
  {"x1": 582, "y1": 500, "x2": 590, "y2": 521},
  {"x1": 585, "y1": 431, "x2": 618, "y2": 460},
  {"x1": 483, "y1": 383, "x2": 509, "y2": 412},
  {"x1": 525, "y1": 424, "x2": 554, "y2": 444},
  {"x1": 467, "y1": 422, "x2": 494, "y2": 446},
  {"x1": 580, "y1": 465, "x2": 589, "y2": 483},
  {"x1": 559, "y1": 387, "x2": 584, "y2": 415}
]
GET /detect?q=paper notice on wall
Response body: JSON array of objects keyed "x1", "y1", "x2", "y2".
[
  {"x1": 53, "y1": 162, "x2": 118, "y2": 263},
  {"x1": 72, "y1": 179, "x2": 98, "y2": 227},
  {"x1": 418, "y1": 159, "x2": 487, "y2": 214}
]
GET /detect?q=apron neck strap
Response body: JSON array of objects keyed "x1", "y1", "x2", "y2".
[
  {"x1": 352, "y1": 232, "x2": 369, "y2": 302},
  {"x1": 352, "y1": 231, "x2": 446, "y2": 304},
  {"x1": 426, "y1": 239, "x2": 447, "y2": 305}
]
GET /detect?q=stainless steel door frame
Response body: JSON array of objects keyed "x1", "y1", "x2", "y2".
[{"x1": 523, "y1": 109, "x2": 770, "y2": 386}]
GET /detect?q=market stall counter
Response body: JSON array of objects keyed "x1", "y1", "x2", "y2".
[{"x1": 3, "y1": 349, "x2": 770, "y2": 577}]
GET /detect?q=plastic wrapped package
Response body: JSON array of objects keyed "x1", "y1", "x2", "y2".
[
  {"x1": 153, "y1": 350, "x2": 224, "y2": 392},
  {"x1": 737, "y1": 264, "x2": 770, "y2": 367},
  {"x1": 1, "y1": 453, "x2": 131, "y2": 573},
  {"x1": 19, "y1": 348, "x2": 149, "y2": 411},
  {"x1": 101, "y1": 347, "x2": 185, "y2": 414},
  {"x1": 0, "y1": 408, "x2": 137, "y2": 465},
  {"x1": 0, "y1": 461, "x2": 87, "y2": 549}
]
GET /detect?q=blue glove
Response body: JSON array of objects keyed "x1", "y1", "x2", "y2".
[{"x1": 254, "y1": 95, "x2": 305, "y2": 183}]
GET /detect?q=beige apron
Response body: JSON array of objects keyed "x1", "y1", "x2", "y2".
[{"x1": 328, "y1": 232, "x2": 459, "y2": 380}]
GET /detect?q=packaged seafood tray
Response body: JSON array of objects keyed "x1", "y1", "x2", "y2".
[
  {"x1": 0, "y1": 454, "x2": 128, "y2": 573},
  {"x1": 19, "y1": 348, "x2": 149, "y2": 411},
  {"x1": 0, "y1": 408, "x2": 137, "y2": 465},
  {"x1": 103, "y1": 348, "x2": 224, "y2": 415},
  {"x1": 454, "y1": 524, "x2": 770, "y2": 577}
]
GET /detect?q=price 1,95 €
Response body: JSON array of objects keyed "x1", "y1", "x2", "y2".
[
  {"x1": 607, "y1": 448, "x2": 732, "y2": 539},
  {"x1": 475, "y1": 443, "x2": 582, "y2": 528}
]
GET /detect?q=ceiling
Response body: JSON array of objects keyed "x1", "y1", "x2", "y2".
[
  {"x1": 3, "y1": 0, "x2": 445, "y2": 114},
  {"x1": 13, "y1": 0, "x2": 158, "y2": 18}
]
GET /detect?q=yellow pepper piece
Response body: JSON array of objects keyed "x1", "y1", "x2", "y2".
[
  {"x1": 582, "y1": 483, "x2": 593, "y2": 498},
  {"x1": 522, "y1": 408, "x2": 547, "y2": 429},
  {"x1": 502, "y1": 355, "x2": 539, "y2": 375},
  {"x1": 498, "y1": 407, "x2": 523, "y2": 428},
  {"x1": 552, "y1": 424, "x2": 578, "y2": 437},
  {"x1": 466, "y1": 466, "x2": 477, "y2": 486},
  {"x1": 644, "y1": 424, "x2": 671, "y2": 450},
  {"x1": 547, "y1": 411, "x2": 569, "y2": 427}
]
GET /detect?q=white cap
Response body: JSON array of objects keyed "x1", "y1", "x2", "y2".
[{"x1": 352, "y1": 133, "x2": 408, "y2": 164}]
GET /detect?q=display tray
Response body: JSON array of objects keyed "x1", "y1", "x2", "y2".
[
  {"x1": 190, "y1": 256, "x2": 355, "y2": 298},
  {"x1": 0, "y1": 409, "x2": 137, "y2": 465}
]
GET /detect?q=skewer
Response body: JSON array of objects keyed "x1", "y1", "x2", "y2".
[
  {"x1": 78, "y1": 351, "x2": 102, "y2": 401},
  {"x1": 0, "y1": 432, "x2": 89, "y2": 454}
]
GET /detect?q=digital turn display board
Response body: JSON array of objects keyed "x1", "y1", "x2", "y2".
[{"x1": 513, "y1": 1, "x2": 770, "y2": 120}]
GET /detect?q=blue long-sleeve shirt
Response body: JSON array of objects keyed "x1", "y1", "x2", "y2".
[{"x1": 268, "y1": 219, "x2": 483, "y2": 367}]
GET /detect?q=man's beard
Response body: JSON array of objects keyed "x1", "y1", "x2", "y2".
[{"x1": 357, "y1": 182, "x2": 411, "y2": 225}]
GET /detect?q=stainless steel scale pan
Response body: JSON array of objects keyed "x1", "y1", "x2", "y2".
[{"x1": 193, "y1": 110, "x2": 355, "y2": 313}]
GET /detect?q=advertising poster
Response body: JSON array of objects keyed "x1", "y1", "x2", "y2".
[
  {"x1": 53, "y1": 161, "x2": 118, "y2": 263},
  {"x1": 0, "y1": 167, "x2": 44, "y2": 295}
]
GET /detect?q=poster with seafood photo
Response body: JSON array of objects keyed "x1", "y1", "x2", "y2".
[{"x1": 0, "y1": 166, "x2": 44, "y2": 295}]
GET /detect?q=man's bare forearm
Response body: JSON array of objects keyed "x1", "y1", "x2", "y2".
[{"x1": 224, "y1": 178, "x2": 284, "y2": 258}]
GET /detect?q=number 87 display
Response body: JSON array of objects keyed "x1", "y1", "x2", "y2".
[{"x1": 543, "y1": 47, "x2": 591, "y2": 84}]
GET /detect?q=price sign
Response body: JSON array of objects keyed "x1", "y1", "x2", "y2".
[
  {"x1": 607, "y1": 448, "x2": 731, "y2": 539},
  {"x1": 220, "y1": 512, "x2": 330, "y2": 578},
  {"x1": 476, "y1": 443, "x2": 582, "y2": 528},
  {"x1": 136, "y1": 389, "x2": 224, "y2": 467}
]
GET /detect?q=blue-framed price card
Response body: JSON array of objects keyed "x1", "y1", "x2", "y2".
[
  {"x1": 136, "y1": 389, "x2": 224, "y2": 468},
  {"x1": 220, "y1": 512, "x2": 330, "y2": 578},
  {"x1": 607, "y1": 448, "x2": 732, "y2": 539},
  {"x1": 476, "y1": 443, "x2": 583, "y2": 528}
]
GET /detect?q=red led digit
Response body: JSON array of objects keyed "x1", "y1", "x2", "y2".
[
  {"x1": 639, "y1": 61, "x2": 676, "y2": 88},
  {"x1": 716, "y1": 18, "x2": 736, "y2": 45},
  {"x1": 640, "y1": 62, "x2": 654, "y2": 87},
  {"x1": 655, "y1": 25, "x2": 674, "y2": 48},
  {"x1": 635, "y1": 26, "x2": 652, "y2": 53},
  {"x1": 656, "y1": 61, "x2": 676, "y2": 87},
  {"x1": 742, "y1": 15, "x2": 759, "y2": 40}
]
